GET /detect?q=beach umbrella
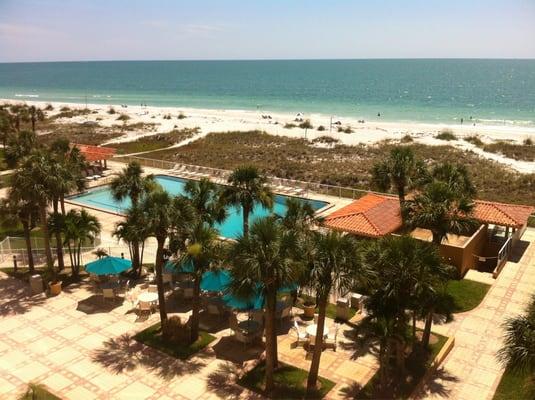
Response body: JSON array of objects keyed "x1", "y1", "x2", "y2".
[
  {"x1": 85, "y1": 256, "x2": 132, "y2": 275},
  {"x1": 200, "y1": 270, "x2": 232, "y2": 292},
  {"x1": 223, "y1": 290, "x2": 265, "y2": 311},
  {"x1": 279, "y1": 283, "x2": 298, "y2": 293},
  {"x1": 164, "y1": 259, "x2": 194, "y2": 274}
]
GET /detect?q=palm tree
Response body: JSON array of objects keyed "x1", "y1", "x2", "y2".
[
  {"x1": 305, "y1": 231, "x2": 370, "y2": 393},
  {"x1": 430, "y1": 163, "x2": 476, "y2": 198},
  {"x1": 281, "y1": 197, "x2": 317, "y2": 233},
  {"x1": 174, "y1": 219, "x2": 223, "y2": 342},
  {"x1": 62, "y1": 209, "x2": 101, "y2": 277},
  {"x1": 14, "y1": 153, "x2": 54, "y2": 269},
  {"x1": 184, "y1": 177, "x2": 227, "y2": 226},
  {"x1": 140, "y1": 189, "x2": 194, "y2": 325},
  {"x1": 113, "y1": 207, "x2": 150, "y2": 277},
  {"x1": 0, "y1": 189, "x2": 39, "y2": 273},
  {"x1": 28, "y1": 106, "x2": 44, "y2": 132},
  {"x1": 111, "y1": 162, "x2": 155, "y2": 274},
  {"x1": 371, "y1": 146, "x2": 427, "y2": 206},
  {"x1": 220, "y1": 165, "x2": 273, "y2": 236},
  {"x1": 0, "y1": 108, "x2": 14, "y2": 148},
  {"x1": 403, "y1": 181, "x2": 478, "y2": 245},
  {"x1": 228, "y1": 216, "x2": 301, "y2": 393},
  {"x1": 498, "y1": 295, "x2": 535, "y2": 395},
  {"x1": 5, "y1": 130, "x2": 38, "y2": 168}
]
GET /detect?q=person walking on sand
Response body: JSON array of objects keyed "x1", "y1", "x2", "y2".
[{"x1": 461, "y1": 117, "x2": 464, "y2": 125}]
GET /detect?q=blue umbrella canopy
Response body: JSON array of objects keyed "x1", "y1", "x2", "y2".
[
  {"x1": 223, "y1": 291, "x2": 265, "y2": 311},
  {"x1": 165, "y1": 259, "x2": 194, "y2": 274},
  {"x1": 200, "y1": 270, "x2": 232, "y2": 292},
  {"x1": 85, "y1": 256, "x2": 132, "y2": 275}
]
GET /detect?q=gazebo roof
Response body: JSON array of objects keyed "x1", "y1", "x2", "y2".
[{"x1": 74, "y1": 144, "x2": 116, "y2": 162}]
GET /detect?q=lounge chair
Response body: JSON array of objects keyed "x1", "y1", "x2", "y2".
[
  {"x1": 324, "y1": 324, "x2": 339, "y2": 351},
  {"x1": 292, "y1": 321, "x2": 308, "y2": 348}
]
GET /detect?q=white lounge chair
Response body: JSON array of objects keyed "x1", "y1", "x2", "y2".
[{"x1": 293, "y1": 321, "x2": 308, "y2": 347}]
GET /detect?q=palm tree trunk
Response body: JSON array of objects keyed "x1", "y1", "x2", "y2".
[
  {"x1": 264, "y1": 287, "x2": 277, "y2": 393},
  {"x1": 67, "y1": 241, "x2": 75, "y2": 274},
  {"x1": 22, "y1": 220, "x2": 35, "y2": 273},
  {"x1": 243, "y1": 206, "x2": 250, "y2": 237},
  {"x1": 190, "y1": 274, "x2": 201, "y2": 343},
  {"x1": 60, "y1": 194, "x2": 66, "y2": 215},
  {"x1": 307, "y1": 298, "x2": 327, "y2": 393},
  {"x1": 39, "y1": 205, "x2": 54, "y2": 270},
  {"x1": 154, "y1": 237, "x2": 167, "y2": 325},
  {"x1": 412, "y1": 312, "x2": 417, "y2": 341},
  {"x1": 132, "y1": 239, "x2": 140, "y2": 276},
  {"x1": 421, "y1": 309, "x2": 434, "y2": 348},
  {"x1": 52, "y1": 202, "x2": 65, "y2": 272}
]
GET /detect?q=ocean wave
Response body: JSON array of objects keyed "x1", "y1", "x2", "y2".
[
  {"x1": 477, "y1": 118, "x2": 534, "y2": 126},
  {"x1": 14, "y1": 94, "x2": 39, "y2": 98}
]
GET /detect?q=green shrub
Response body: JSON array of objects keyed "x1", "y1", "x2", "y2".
[
  {"x1": 338, "y1": 126, "x2": 353, "y2": 133},
  {"x1": 298, "y1": 119, "x2": 313, "y2": 129},
  {"x1": 312, "y1": 136, "x2": 340, "y2": 145},
  {"x1": 108, "y1": 107, "x2": 116, "y2": 115},
  {"x1": 317, "y1": 125, "x2": 326, "y2": 131},
  {"x1": 44, "y1": 104, "x2": 54, "y2": 111},
  {"x1": 400, "y1": 134, "x2": 413, "y2": 143},
  {"x1": 464, "y1": 135, "x2": 483, "y2": 146},
  {"x1": 163, "y1": 114, "x2": 172, "y2": 120},
  {"x1": 435, "y1": 130, "x2": 457, "y2": 141},
  {"x1": 59, "y1": 106, "x2": 70, "y2": 112},
  {"x1": 116, "y1": 113, "x2": 130, "y2": 122},
  {"x1": 524, "y1": 137, "x2": 534, "y2": 146},
  {"x1": 284, "y1": 123, "x2": 297, "y2": 129},
  {"x1": 178, "y1": 112, "x2": 187, "y2": 119}
]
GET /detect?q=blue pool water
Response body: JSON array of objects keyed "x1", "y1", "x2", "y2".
[{"x1": 69, "y1": 175, "x2": 328, "y2": 238}]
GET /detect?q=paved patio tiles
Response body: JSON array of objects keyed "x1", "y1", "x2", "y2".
[
  {"x1": 65, "y1": 386, "x2": 99, "y2": 400},
  {"x1": 171, "y1": 376, "x2": 208, "y2": 400},
  {"x1": 41, "y1": 373, "x2": 74, "y2": 391},
  {"x1": 10, "y1": 361, "x2": 50, "y2": 382}
]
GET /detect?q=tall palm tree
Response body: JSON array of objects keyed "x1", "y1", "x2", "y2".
[
  {"x1": 371, "y1": 146, "x2": 427, "y2": 206},
  {"x1": 220, "y1": 165, "x2": 273, "y2": 236},
  {"x1": 173, "y1": 219, "x2": 223, "y2": 342},
  {"x1": 184, "y1": 177, "x2": 227, "y2": 226},
  {"x1": 281, "y1": 197, "x2": 317, "y2": 233},
  {"x1": 62, "y1": 209, "x2": 101, "y2": 277},
  {"x1": 140, "y1": 190, "x2": 194, "y2": 325},
  {"x1": 111, "y1": 162, "x2": 155, "y2": 274},
  {"x1": 0, "y1": 189, "x2": 39, "y2": 273},
  {"x1": 430, "y1": 163, "x2": 476, "y2": 198},
  {"x1": 14, "y1": 153, "x2": 54, "y2": 269},
  {"x1": 28, "y1": 106, "x2": 44, "y2": 133},
  {"x1": 498, "y1": 295, "x2": 535, "y2": 395},
  {"x1": 228, "y1": 216, "x2": 301, "y2": 393},
  {"x1": 113, "y1": 207, "x2": 150, "y2": 277},
  {"x1": 403, "y1": 181, "x2": 478, "y2": 245},
  {"x1": 305, "y1": 231, "x2": 370, "y2": 393},
  {"x1": 5, "y1": 130, "x2": 38, "y2": 168}
]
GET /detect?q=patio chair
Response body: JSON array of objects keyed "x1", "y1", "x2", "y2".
[
  {"x1": 324, "y1": 323, "x2": 339, "y2": 351},
  {"x1": 138, "y1": 300, "x2": 153, "y2": 316},
  {"x1": 102, "y1": 288, "x2": 116, "y2": 302},
  {"x1": 148, "y1": 284, "x2": 158, "y2": 293},
  {"x1": 292, "y1": 321, "x2": 308, "y2": 348}
]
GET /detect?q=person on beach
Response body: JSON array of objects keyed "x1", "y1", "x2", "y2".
[{"x1": 461, "y1": 117, "x2": 464, "y2": 125}]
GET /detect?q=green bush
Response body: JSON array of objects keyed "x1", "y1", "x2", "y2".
[
  {"x1": 178, "y1": 112, "x2": 187, "y2": 119},
  {"x1": 107, "y1": 107, "x2": 116, "y2": 114},
  {"x1": 400, "y1": 134, "x2": 414, "y2": 143},
  {"x1": 435, "y1": 130, "x2": 457, "y2": 141},
  {"x1": 44, "y1": 104, "x2": 54, "y2": 111},
  {"x1": 524, "y1": 137, "x2": 533, "y2": 146},
  {"x1": 317, "y1": 125, "x2": 326, "y2": 131},
  {"x1": 117, "y1": 113, "x2": 130, "y2": 122},
  {"x1": 338, "y1": 126, "x2": 353, "y2": 133},
  {"x1": 298, "y1": 119, "x2": 313, "y2": 129},
  {"x1": 59, "y1": 106, "x2": 70, "y2": 112},
  {"x1": 284, "y1": 122, "x2": 297, "y2": 129},
  {"x1": 464, "y1": 135, "x2": 484, "y2": 146}
]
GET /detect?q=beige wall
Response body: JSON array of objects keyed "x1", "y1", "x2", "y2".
[{"x1": 439, "y1": 224, "x2": 488, "y2": 276}]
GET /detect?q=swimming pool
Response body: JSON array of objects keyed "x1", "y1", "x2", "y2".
[{"x1": 68, "y1": 175, "x2": 329, "y2": 238}]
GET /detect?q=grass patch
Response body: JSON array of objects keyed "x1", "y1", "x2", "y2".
[
  {"x1": 446, "y1": 279, "x2": 491, "y2": 313},
  {"x1": 134, "y1": 322, "x2": 215, "y2": 359},
  {"x1": 358, "y1": 331, "x2": 448, "y2": 399},
  {"x1": 238, "y1": 361, "x2": 335, "y2": 399},
  {"x1": 464, "y1": 135, "x2": 484, "y2": 146},
  {"x1": 139, "y1": 130, "x2": 535, "y2": 205},
  {"x1": 0, "y1": 149, "x2": 7, "y2": 171},
  {"x1": 104, "y1": 128, "x2": 198, "y2": 154},
  {"x1": 435, "y1": 130, "x2": 457, "y2": 141},
  {"x1": 19, "y1": 383, "x2": 61, "y2": 400},
  {"x1": 482, "y1": 141, "x2": 535, "y2": 162},
  {"x1": 295, "y1": 294, "x2": 356, "y2": 321},
  {"x1": 0, "y1": 172, "x2": 13, "y2": 188},
  {"x1": 494, "y1": 367, "x2": 533, "y2": 400},
  {"x1": 528, "y1": 215, "x2": 535, "y2": 228},
  {"x1": 284, "y1": 123, "x2": 297, "y2": 129}
]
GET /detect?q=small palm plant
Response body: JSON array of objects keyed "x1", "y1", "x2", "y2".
[{"x1": 63, "y1": 209, "x2": 101, "y2": 278}]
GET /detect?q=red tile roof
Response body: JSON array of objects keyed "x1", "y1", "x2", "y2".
[
  {"x1": 323, "y1": 194, "x2": 534, "y2": 237},
  {"x1": 324, "y1": 193, "x2": 403, "y2": 237},
  {"x1": 73, "y1": 144, "x2": 116, "y2": 162},
  {"x1": 473, "y1": 200, "x2": 534, "y2": 228}
]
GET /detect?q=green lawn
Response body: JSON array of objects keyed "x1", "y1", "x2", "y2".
[
  {"x1": 238, "y1": 361, "x2": 335, "y2": 399},
  {"x1": 494, "y1": 368, "x2": 533, "y2": 400},
  {"x1": 134, "y1": 322, "x2": 215, "y2": 360},
  {"x1": 295, "y1": 294, "x2": 356, "y2": 321},
  {"x1": 446, "y1": 279, "x2": 491, "y2": 313},
  {"x1": 19, "y1": 383, "x2": 61, "y2": 400},
  {"x1": 358, "y1": 331, "x2": 449, "y2": 399}
]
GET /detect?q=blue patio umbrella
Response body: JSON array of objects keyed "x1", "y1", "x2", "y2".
[
  {"x1": 223, "y1": 291, "x2": 265, "y2": 311},
  {"x1": 279, "y1": 283, "x2": 298, "y2": 293},
  {"x1": 165, "y1": 259, "x2": 194, "y2": 274},
  {"x1": 200, "y1": 270, "x2": 232, "y2": 292},
  {"x1": 85, "y1": 256, "x2": 132, "y2": 275}
]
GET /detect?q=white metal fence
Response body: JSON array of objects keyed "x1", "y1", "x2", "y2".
[{"x1": 113, "y1": 154, "x2": 371, "y2": 200}]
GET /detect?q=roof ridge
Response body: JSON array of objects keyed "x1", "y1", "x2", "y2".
[
  {"x1": 475, "y1": 199, "x2": 534, "y2": 210},
  {"x1": 360, "y1": 212, "x2": 381, "y2": 236}
]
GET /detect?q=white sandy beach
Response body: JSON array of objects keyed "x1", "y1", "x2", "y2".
[{"x1": 3, "y1": 99, "x2": 535, "y2": 174}]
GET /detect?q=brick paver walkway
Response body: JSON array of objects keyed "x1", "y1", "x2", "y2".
[{"x1": 420, "y1": 227, "x2": 535, "y2": 400}]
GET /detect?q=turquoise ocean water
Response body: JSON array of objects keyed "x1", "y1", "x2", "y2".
[
  {"x1": 0, "y1": 59, "x2": 534, "y2": 126},
  {"x1": 69, "y1": 175, "x2": 328, "y2": 239}
]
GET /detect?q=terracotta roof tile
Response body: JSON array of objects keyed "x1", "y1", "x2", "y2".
[
  {"x1": 73, "y1": 144, "x2": 116, "y2": 162},
  {"x1": 473, "y1": 200, "x2": 534, "y2": 228}
]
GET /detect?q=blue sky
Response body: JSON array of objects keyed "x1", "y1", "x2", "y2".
[{"x1": 1, "y1": 0, "x2": 534, "y2": 62}]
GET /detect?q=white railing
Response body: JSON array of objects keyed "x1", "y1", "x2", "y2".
[
  {"x1": 493, "y1": 236, "x2": 513, "y2": 278},
  {"x1": 113, "y1": 154, "x2": 371, "y2": 200}
]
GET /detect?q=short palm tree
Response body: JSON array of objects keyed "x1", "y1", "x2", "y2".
[
  {"x1": 281, "y1": 196, "x2": 317, "y2": 233},
  {"x1": 63, "y1": 209, "x2": 101, "y2": 277},
  {"x1": 113, "y1": 207, "x2": 150, "y2": 277},
  {"x1": 304, "y1": 231, "x2": 370, "y2": 393},
  {"x1": 220, "y1": 165, "x2": 273, "y2": 236},
  {"x1": 140, "y1": 190, "x2": 194, "y2": 325},
  {"x1": 498, "y1": 295, "x2": 535, "y2": 395},
  {"x1": 5, "y1": 130, "x2": 38, "y2": 168},
  {"x1": 111, "y1": 162, "x2": 155, "y2": 274},
  {"x1": 184, "y1": 177, "x2": 227, "y2": 226},
  {"x1": 431, "y1": 163, "x2": 476, "y2": 198},
  {"x1": 228, "y1": 216, "x2": 301, "y2": 393},
  {"x1": 28, "y1": 105, "x2": 44, "y2": 132},
  {"x1": 371, "y1": 146, "x2": 427, "y2": 206}
]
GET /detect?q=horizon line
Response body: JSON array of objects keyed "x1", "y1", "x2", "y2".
[{"x1": 1, "y1": 57, "x2": 535, "y2": 64}]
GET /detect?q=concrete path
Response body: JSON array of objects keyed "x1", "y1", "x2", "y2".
[{"x1": 421, "y1": 228, "x2": 535, "y2": 400}]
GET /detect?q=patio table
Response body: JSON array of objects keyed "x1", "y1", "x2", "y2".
[
  {"x1": 306, "y1": 324, "x2": 329, "y2": 339},
  {"x1": 138, "y1": 292, "x2": 159, "y2": 304}
]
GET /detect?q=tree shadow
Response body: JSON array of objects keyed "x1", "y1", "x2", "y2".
[
  {"x1": 509, "y1": 240, "x2": 530, "y2": 263},
  {"x1": 416, "y1": 367, "x2": 460, "y2": 399},
  {"x1": 339, "y1": 382, "x2": 363, "y2": 399},
  {"x1": 212, "y1": 336, "x2": 265, "y2": 364},
  {"x1": 206, "y1": 362, "x2": 245, "y2": 399},
  {"x1": 91, "y1": 333, "x2": 205, "y2": 380},
  {"x1": 76, "y1": 295, "x2": 124, "y2": 314},
  {"x1": 0, "y1": 276, "x2": 47, "y2": 316}
]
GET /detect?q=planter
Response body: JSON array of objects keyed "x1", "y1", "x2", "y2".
[
  {"x1": 49, "y1": 281, "x2": 62, "y2": 296},
  {"x1": 303, "y1": 303, "x2": 316, "y2": 318}
]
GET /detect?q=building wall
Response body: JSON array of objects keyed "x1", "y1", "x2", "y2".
[{"x1": 439, "y1": 224, "x2": 488, "y2": 276}]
